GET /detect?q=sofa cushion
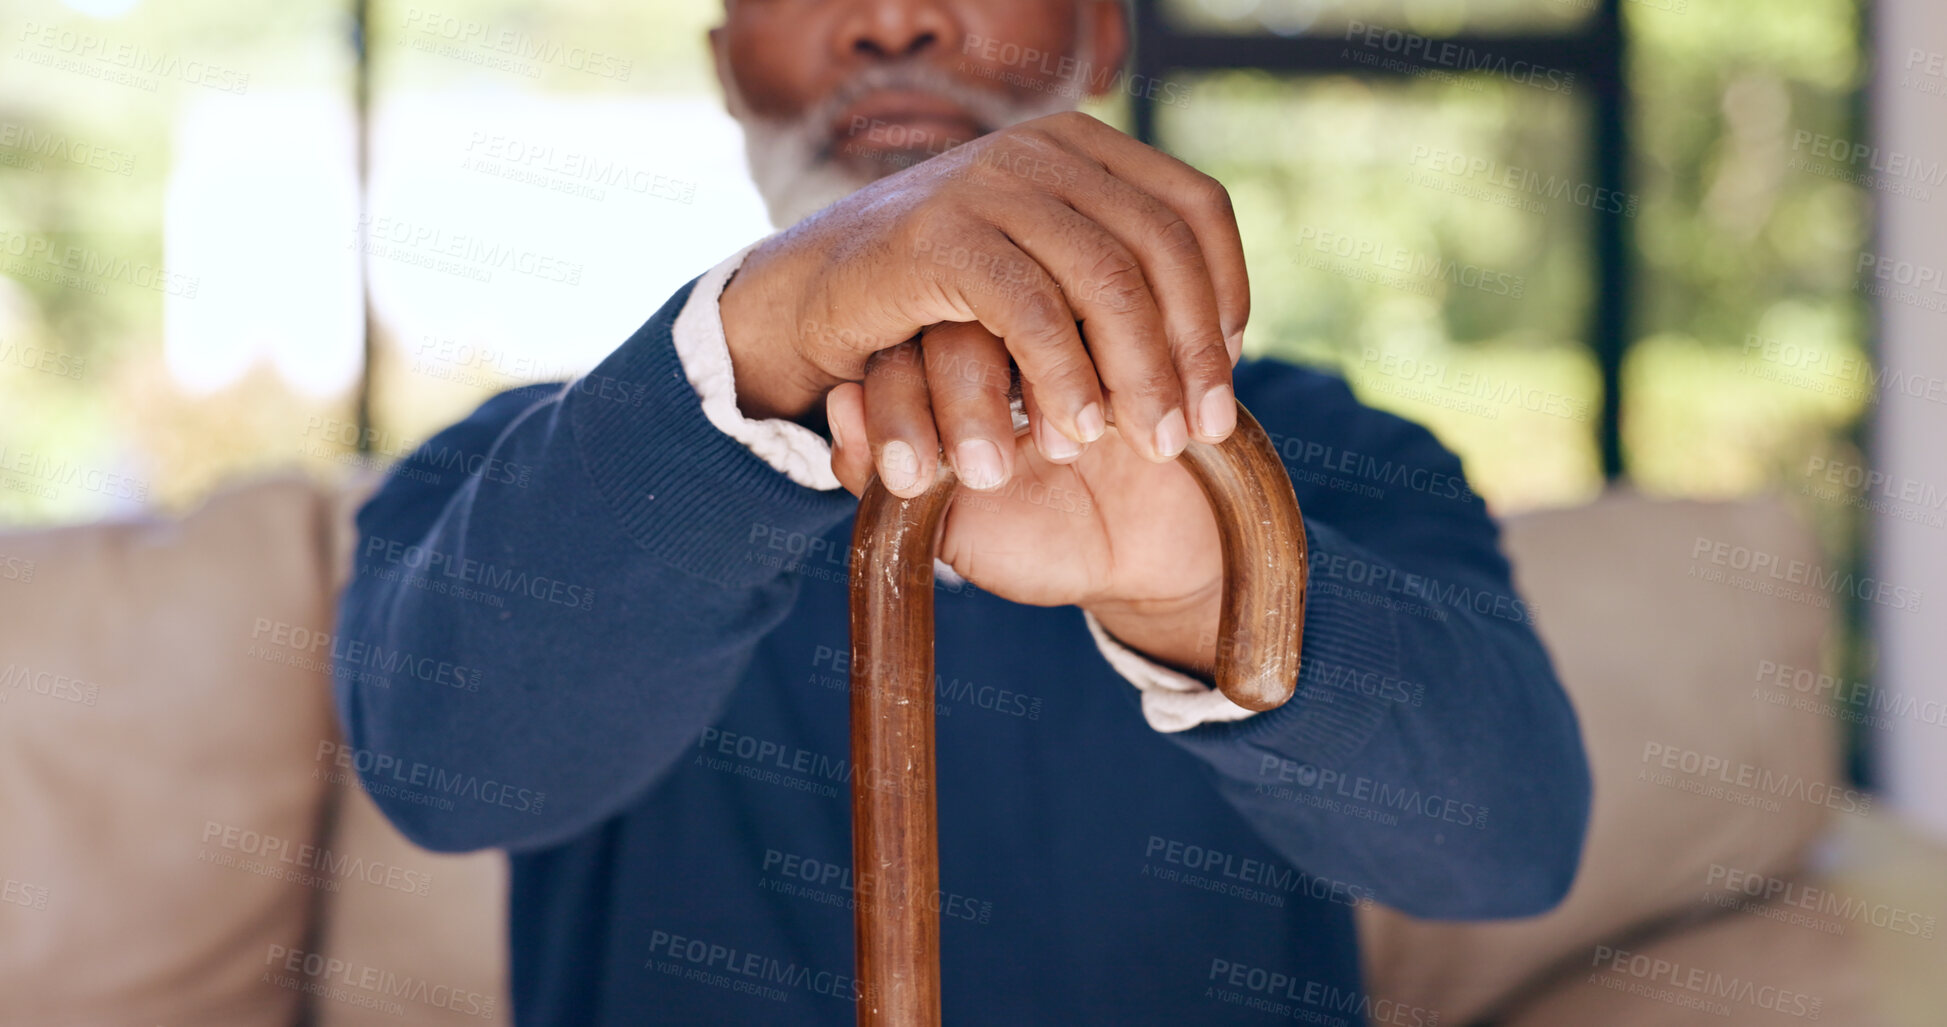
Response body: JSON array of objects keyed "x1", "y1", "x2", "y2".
[
  {"x1": 1357, "y1": 489, "x2": 1843, "y2": 1025},
  {"x1": 1498, "y1": 808, "x2": 1947, "y2": 1026},
  {"x1": 1497, "y1": 874, "x2": 1879, "y2": 1026},
  {"x1": 303, "y1": 469, "x2": 511, "y2": 1027},
  {"x1": 307, "y1": 785, "x2": 510, "y2": 1027},
  {"x1": 1487, "y1": 892, "x2": 1884, "y2": 1027},
  {"x1": 0, "y1": 477, "x2": 339, "y2": 1027}
]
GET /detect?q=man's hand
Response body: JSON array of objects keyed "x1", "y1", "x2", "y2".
[
  {"x1": 720, "y1": 110, "x2": 1251, "y2": 675},
  {"x1": 826, "y1": 323, "x2": 1230, "y2": 679},
  {"x1": 719, "y1": 110, "x2": 1249, "y2": 469}
]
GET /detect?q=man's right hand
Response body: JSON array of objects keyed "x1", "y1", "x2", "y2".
[{"x1": 718, "y1": 110, "x2": 1250, "y2": 475}]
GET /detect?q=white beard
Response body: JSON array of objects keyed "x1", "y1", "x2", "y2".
[
  {"x1": 734, "y1": 111, "x2": 879, "y2": 232},
  {"x1": 721, "y1": 48, "x2": 1096, "y2": 231}
]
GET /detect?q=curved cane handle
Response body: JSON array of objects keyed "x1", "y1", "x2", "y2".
[
  {"x1": 847, "y1": 398, "x2": 1308, "y2": 1026},
  {"x1": 1172, "y1": 402, "x2": 1310, "y2": 710}
]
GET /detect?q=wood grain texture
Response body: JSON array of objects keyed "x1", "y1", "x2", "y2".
[{"x1": 847, "y1": 398, "x2": 1307, "y2": 1026}]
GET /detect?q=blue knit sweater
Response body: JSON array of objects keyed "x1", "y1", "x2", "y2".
[{"x1": 333, "y1": 278, "x2": 1590, "y2": 1026}]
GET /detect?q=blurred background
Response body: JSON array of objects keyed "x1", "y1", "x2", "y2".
[{"x1": 0, "y1": 0, "x2": 1932, "y2": 804}]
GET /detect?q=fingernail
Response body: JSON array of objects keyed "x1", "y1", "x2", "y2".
[
  {"x1": 955, "y1": 439, "x2": 1006, "y2": 490},
  {"x1": 1198, "y1": 385, "x2": 1235, "y2": 439},
  {"x1": 880, "y1": 441, "x2": 919, "y2": 492},
  {"x1": 828, "y1": 417, "x2": 843, "y2": 451},
  {"x1": 1153, "y1": 408, "x2": 1188, "y2": 459},
  {"x1": 1225, "y1": 331, "x2": 1243, "y2": 364},
  {"x1": 1075, "y1": 402, "x2": 1106, "y2": 443},
  {"x1": 1039, "y1": 417, "x2": 1082, "y2": 462}
]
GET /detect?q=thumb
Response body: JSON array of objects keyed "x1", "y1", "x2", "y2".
[{"x1": 826, "y1": 382, "x2": 873, "y2": 498}]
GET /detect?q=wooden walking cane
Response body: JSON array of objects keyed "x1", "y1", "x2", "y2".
[{"x1": 846, "y1": 395, "x2": 1309, "y2": 1027}]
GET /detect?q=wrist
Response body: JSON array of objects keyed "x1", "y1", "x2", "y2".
[
  {"x1": 718, "y1": 241, "x2": 838, "y2": 425},
  {"x1": 1085, "y1": 581, "x2": 1224, "y2": 681}
]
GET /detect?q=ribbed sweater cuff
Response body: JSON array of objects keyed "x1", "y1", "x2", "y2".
[
  {"x1": 568, "y1": 278, "x2": 855, "y2": 588},
  {"x1": 1176, "y1": 519, "x2": 1402, "y2": 767}
]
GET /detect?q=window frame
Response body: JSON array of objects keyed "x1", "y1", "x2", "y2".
[{"x1": 1126, "y1": 0, "x2": 1632, "y2": 479}]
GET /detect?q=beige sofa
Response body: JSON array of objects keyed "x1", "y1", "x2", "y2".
[{"x1": 0, "y1": 474, "x2": 1941, "y2": 1026}]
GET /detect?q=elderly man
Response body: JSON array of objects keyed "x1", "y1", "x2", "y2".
[{"x1": 333, "y1": 0, "x2": 1591, "y2": 1022}]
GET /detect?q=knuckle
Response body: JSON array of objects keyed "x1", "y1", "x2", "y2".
[
  {"x1": 1080, "y1": 254, "x2": 1150, "y2": 315},
  {"x1": 1000, "y1": 125, "x2": 1058, "y2": 158},
  {"x1": 990, "y1": 250, "x2": 1040, "y2": 291},
  {"x1": 1033, "y1": 346, "x2": 1094, "y2": 393},
  {"x1": 1177, "y1": 326, "x2": 1232, "y2": 369},
  {"x1": 1155, "y1": 216, "x2": 1204, "y2": 265},
  {"x1": 1015, "y1": 286, "x2": 1071, "y2": 336},
  {"x1": 927, "y1": 345, "x2": 996, "y2": 395},
  {"x1": 1086, "y1": 160, "x2": 1116, "y2": 194},
  {"x1": 1120, "y1": 363, "x2": 1185, "y2": 407},
  {"x1": 1012, "y1": 138, "x2": 1069, "y2": 178},
  {"x1": 903, "y1": 204, "x2": 962, "y2": 256},
  {"x1": 937, "y1": 376, "x2": 1005, "y2": 424},
  {"x1": 900, "y1": 213, "x2": 944, "y2": 271},
  {"x1": 1049, "y1": 110, "x2": 1096, "y2": 132},
  {"x1": 865, "y1": 341, "x2": 925, "y2": 389},
  {"x1": 1191, "y1": 173, "x2": 1234, "y2": 220},
  {"x1": 911, "y1": 193, "x2": 955, "y2": 230}
]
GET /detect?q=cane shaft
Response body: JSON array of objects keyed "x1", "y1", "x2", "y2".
[
  {"x1": 850, "y1": 469, "x2": 956, "y2": 1027},
  {"x1": 846, "y1": 399, "x2": 1306, "y2": 1026}
]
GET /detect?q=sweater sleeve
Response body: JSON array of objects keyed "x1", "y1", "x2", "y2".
[
  {"x1": 1151, "y1": 358, "x2": 1593, "y2": 921},
  {"x1": 331, "y1": 278, "x2": 855, "y2": 854}
]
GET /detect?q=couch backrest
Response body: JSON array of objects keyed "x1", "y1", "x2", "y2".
[
  {"x1": 0, "y1": 473, "x2": 509, "y2": 1027},
  {"x1": 1358, "y1": 488, "x2": 1842, "y2": 1025},
  {"x1": 303, "y1": 475, "x2": 511, "y2": 1027},
  {"x1": 0, "y1": 478, "x2": 340, "y2": 1026}
]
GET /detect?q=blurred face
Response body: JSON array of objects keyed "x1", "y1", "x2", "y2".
[{"x1": 711, "y1": 0, "x2": 1129, "y2": 227}]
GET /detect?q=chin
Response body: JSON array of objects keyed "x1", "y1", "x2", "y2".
[
  {"x1": 731, "y1": 115, "x2": 865, "y2": 230},
  {"x1": 759, "y1": 162, "x2": 874, "y2": 231}
]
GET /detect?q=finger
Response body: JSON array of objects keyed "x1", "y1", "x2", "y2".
[
  {"x1": 971, "y1": 122, "x2": 1233, "y2": 448},
  {"x1": 921, "y1": 322, "x2": 1020, "y2": 489},
  {"x1": 1032, "y1": 112, "x2": 1250, "y2": 361},
  {"x1": 826, "y1": 382, "x2": 872, "y2": 498},
  {"x1": 957, "y1": 197, "x2": 1182, "y2": 460},
  {"x1": 1019, "y1": 377, "x2": 1082, "y2": 467},
  {"x1": 1050, "y1": 158, "x2": 1236, "y2": 443},
  {"x1": 861, "y1": 339, "x2": 941, "y2": 499},
  {"x1": 915, "y1": 226, "x2": 1105, "y2": 449}
]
